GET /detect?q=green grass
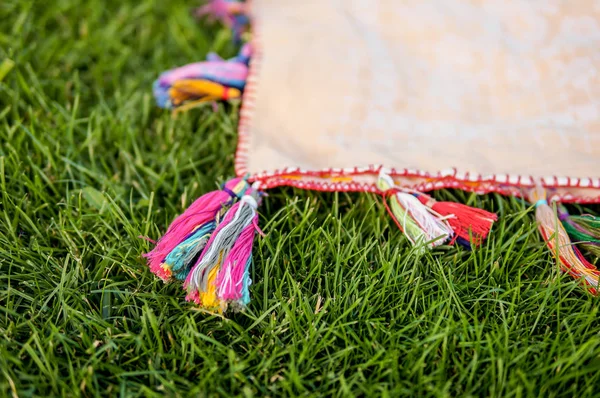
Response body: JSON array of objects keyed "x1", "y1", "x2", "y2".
[{"x1": 1, "y1": 0, "x2": 600, "y2": 396}]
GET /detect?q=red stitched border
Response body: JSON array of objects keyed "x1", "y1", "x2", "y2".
[
  {"x1": 255, "y1": 175, "x2": 600, "y2": 204},
  {"x1": 235, "y1": 3, "x2": 600, "y2": 204}
]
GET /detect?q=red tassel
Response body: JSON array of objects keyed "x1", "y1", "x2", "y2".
[{"x1": 417, "y1": 194, "x2": 497, "y2": 247}]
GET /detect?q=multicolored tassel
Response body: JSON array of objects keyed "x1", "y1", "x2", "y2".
[
  {"x1": 216, "y1": 201, "x2": 262, "y2": 308},
  {"x1": 184, "y1": 186, "x2": 262, "y2": 311},
  {"x1": 377, "y1": 171, "x2": 452, "y2": 249},
  {"x1": 153, "y1": 44, "x2": 251, "y2": 111},
  {"x1": 416, "y1": 194, "x2": 497, "y2": 248},
  {"x1": 530, "y1": 186, "x2": 599, "y2": 293},
  {"x1": 161, "y1": 221, "x2": 216, "y2": 281},
  {"x1": 143, "y1": 178, "x2": 248, "y2": 282},
  {"x1": 559, "y1": 206, "x2": 600, "y2": 258}
]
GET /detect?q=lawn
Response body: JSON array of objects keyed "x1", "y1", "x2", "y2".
[{"x1": 1, "y1": 0, "x2": 600, "y2": 396}]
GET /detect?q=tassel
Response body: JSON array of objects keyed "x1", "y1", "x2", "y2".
[
  {"x1": 216, "y1": 207, "x2": 263, "y2": 308},
  {"x1": 152, "y1": 45, "x2": 250, "y2": 110},
  {"x1": 377, "y1": 171, "x2": 452, "y2": 248},
  {"x1": 530, "y1": 186, "x2": 599, "y2": 292},
  {"x1": 143, "y1": 178, "x2": 248, "y2": 282},
  {"x1": 184, "y1": 188, "x2": 261, "y2": 311},
  {"x1": 416, "y1": 194, "x2": 497, "y2": 248},
  {"x1": 558, "y1": 206, "x2": 600, "y2": 258},
  {"x1": 168, "y1": 80, "x2": 242, "y2": 112}
]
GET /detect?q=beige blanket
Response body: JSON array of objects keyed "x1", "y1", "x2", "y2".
[{"x1": 237, "y1": 0, "x2": 600, "y2": 202}]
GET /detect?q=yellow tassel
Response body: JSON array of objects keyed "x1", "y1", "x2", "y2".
[{"x1": 199, "y1": 253, "x2": 225, "y2": 312}]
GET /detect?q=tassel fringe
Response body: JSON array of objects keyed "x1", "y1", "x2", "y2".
[
  {"x1": 531, "y1": 186, "x2": 599, "y2": 293},
  {"x1": 184, "y1": 188, "x2": 262, "y2": 312},
  {"x1": 143, "y1": 178, "x2": 248, "y2": 282},
  {"x1": 153, "y1": 44, "x2": 251, "y2": 111},
  {"x1": 216, "y1": 214, "x2": 258, "y2": 306},
  {"x1": 377, "y1": 171, "x2": 496, "y2": 249}
]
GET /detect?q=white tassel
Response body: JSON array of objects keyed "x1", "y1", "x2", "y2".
[
  {"x1": 394, "y1": 191, "x2": 453, "y2": 247},
  {"x1": 378, "y1": 170, "x2": 453, "y2": 248}
]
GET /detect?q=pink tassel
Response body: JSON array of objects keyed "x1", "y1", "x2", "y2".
[
  {"x1": 216, "y1": 214, "x2": 259, "y2": 302},
  {"x1": 185, "y1": 289, "x2": 202, "y2": 305},
  {"x1": 143, "y1": 178, "x2": 247, "y2": 281},
  {"x1": 182, "y1": 199, "x2": 244, "y2": 299}
]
